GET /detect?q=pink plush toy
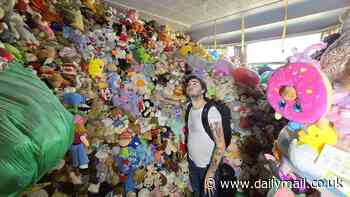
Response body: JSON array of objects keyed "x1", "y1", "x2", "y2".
[
  {"x1": 275, "y1": 187, "x2": 295, "y2": 197},
  {"x1": 212, "y1": 59, "x2": 234, "y2": 76},
  {"x1": 127, "y1": 9, "x2": 139, "y2": 23},
  {"x1": 35, "y1": 14, "x2": 55, "y2": 40},
  {"x1": 326, "y1": 84, "x2": 350, "y2": 151},
  {"x1": 267, "y1": 62, "x2": 332, "y2": 123},
  {"x1": 288, "y1": 43, "x2": 327, "y2": 67}
]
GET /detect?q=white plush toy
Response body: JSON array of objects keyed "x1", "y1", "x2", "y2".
[
  {"x1": 137, "y1": 188, "x2": 151, "y2": 197},
  {"x1": 9, "y1": 13, "x2": 39, "y2": 45}
]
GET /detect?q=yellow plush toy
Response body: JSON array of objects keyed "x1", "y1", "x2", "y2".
[
  {"x1": 298, "y1": 119, "x2": 337, "y2": 154},
  {"x1": 71, "y1": 10, "x2": 85, "y2": 32},
  {"x1": 192, "y1": 44, "x2": 211, "y2": 60},
  {"x1": 179, "y1": 43, "x2": 193, "y2": 57},
  {"x1": 88, "y1": 58, "x2": 105, "y2": 78},
  {"x1": 81, "y1": 0, "x2": 97, "y2": 13}
]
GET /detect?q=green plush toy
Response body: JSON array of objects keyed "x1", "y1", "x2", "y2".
[
  {"x1": 133, "y1": 46, "x2": 156, "y2": 64},
  {"x1": 4, "y1": 43, "x2": 23, "y2": 60}
]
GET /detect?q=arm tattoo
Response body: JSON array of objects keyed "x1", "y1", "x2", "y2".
[{"x1": 208, "y1": 122, "x2": 226, "y2": 174}]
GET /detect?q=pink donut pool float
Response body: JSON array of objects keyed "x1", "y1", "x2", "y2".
[{"x1": 267, "y1": 63, "x2": 332, "y2": 124}]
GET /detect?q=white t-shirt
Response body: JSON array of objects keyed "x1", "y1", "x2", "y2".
[{"x1": 187, "y1": 106, "x2": 222, "y2": 167}]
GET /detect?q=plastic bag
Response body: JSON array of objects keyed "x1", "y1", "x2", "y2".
[{"x1": 0, "y1": 61, "x2": 74, "y2": 196}]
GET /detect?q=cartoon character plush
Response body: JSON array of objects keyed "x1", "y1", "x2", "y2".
[
  {"x1": 297, "y1": 119, "x2": 337, "y2": 154},
  {"x1": 71, "y1": 115, "x2": 90, "y2": 169},
  {"x1": 179, "y1": 43, "x2": 192, "y2": 56},
  {"x1": 88, "y1": 57, "x2": 105, "y2": 78}
]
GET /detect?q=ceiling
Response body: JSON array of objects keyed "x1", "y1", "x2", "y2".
[
  {"x1": 104, "y1": 0, "x2": 281, "y2": 30},
  {"x1": 104, "y1": 0, "x2": 350, "y2": 45}
]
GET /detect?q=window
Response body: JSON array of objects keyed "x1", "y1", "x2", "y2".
[{"x1": 247, "y1": 33, "x2": 322, "y2": 64}]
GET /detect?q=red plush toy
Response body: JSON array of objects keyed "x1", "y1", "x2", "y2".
[
  {"x1": 0, "y1": 48, "x2": 14, "y2": 62},
  {"x1": 232, "y1": 67, "x2": 260, "y2": 88}
]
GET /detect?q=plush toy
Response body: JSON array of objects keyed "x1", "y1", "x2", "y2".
[
  {"x1": 289, "y1": 43, "x2": 327, "y2": 67},
  {"x1": 0, "y1": 45, "x2": 14, "y2": 62},
  {"x1": 212, "y1": 59, "x2": 235, "y2": 76},
  {"x1": 63, "y1": 92, "x2": 86, "y2": 113},
  {"x1": 32, "y1": 12, "x2": 55, "y2": 40},
  {"x1": 325, "y1": 86, "x2": 350, "y2": 152},
  {"x1": 0, "y1": 6, "x2": 16, "y2": 42},
  {"x1": 88, "y1": 57, "x2": 104, "y2": 78},
  {"x1": 232, "y1": 67, "x2": 260, "y2": 89},
  {"x1": 210, "y1": 50, "x2": 221, "y2": 61},
  {"x1": 112, "y1": 88, "x2": 142, "y2": 118},
  {"x1": 71, "y1": 115, "x2": 89, "y2": 169},
  {"x1": 130, "y1": 73, "x2": 148, "y2": 95},
  {"x1": 9, "y1": 13, "x2": 40, "y2": 45},
  {"x1": 127, "y1": 9, "x2": 139, "y2": 23},
  {"x1": 139, "y1": 99, "x2": 155, "y2": 118},
  {"x1": 267, "y1": 62, "x2": 332, "y2": 124},
  {"x1": 37, "y1": 46, "x2": 57, "y2": 65},
  {"x1": 179, "y1": 43, "x2": 192, "y2": 56},
  {"x1": 137, "y1": 188, "x2": 150, "y2": 197},
  {"x1": 297, "y1": 119, "x2": 337, "y2": 154},
  {"x1": 224, "y1": 137, "x2": 242, "y2": 176},
  {"x1": 133, "y1": 46, "x2": 155, "y2": 64},
  {"x1": 176, "y1": 160, "x2": 190, "y2": 190},
  {"x1": 81, "y1": 0, "x2": 97, "y2": 13}
]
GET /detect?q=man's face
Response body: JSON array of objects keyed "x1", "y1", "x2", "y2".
[{"x1": 186, "y1": 79, "x2": 204, "y2": 98}]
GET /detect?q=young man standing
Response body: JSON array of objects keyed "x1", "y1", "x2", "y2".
[{"x1": 185, "y1": 76, "x2": 226, "y2": 197}]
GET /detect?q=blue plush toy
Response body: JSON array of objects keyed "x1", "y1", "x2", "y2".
[
  {"x1": 63, "y1": 93, "x2": 86, "y2": 105},
  {"x1": 287, "y1": 121, "x2": 304, "y2": 132},
  {"x1": 210, "y1": 50, "x2": 221, "y2": 61},
  {"x1": 125, "y1": 171, "x2": 135, "y2": 193}
]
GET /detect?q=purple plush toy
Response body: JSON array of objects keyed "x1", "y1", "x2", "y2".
[{"x1": 112, "y1": 88, "x2": 141, "y2": 117}]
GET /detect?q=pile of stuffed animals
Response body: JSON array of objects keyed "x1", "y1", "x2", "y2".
[{"x1": 0, "y1": 0, "x2": 272, "y2": 196}]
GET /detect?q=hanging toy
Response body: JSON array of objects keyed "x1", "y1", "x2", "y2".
[
  {"x1": 267, "y1": 62, "x2": 332, "y2": 124},
  {"x1": 212, "y1": 59, "x2": 235, "y2": 76},
  {"x1": 232, "y1": 67, "x2": 260, "y2": 88},
  {"x1": 210, "y1": 50, "x2": 220, "y2": 61}
]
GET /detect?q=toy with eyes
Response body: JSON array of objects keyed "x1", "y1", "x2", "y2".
[
  {"x1": 138, "y1": 99, "x2": 155, "y2": 118},
  {"x1": 267, "y1": 62, "x2": 332, "y2": 124},
  {"x1": 99, "y1": 88, "x2": 112, "y2": 102}
]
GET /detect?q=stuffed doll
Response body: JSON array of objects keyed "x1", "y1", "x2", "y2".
[{"x1": 71, "y1": 115, "x2": 90, "y2": 169}]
